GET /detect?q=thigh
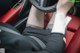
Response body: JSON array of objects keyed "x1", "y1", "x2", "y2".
[{"x1": 22, "y1": 27, "x2": 51, "y2": 43}]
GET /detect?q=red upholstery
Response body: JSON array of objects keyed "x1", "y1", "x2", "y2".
[
  {"x1": 66, "y1": 15, "x2": 80, "y2": 47},
  {"x1": 0, "y1": 2, "x2": 22, "y2": 24},
  {"x1": 44, "y1": 13, "x2": 53, "y2": 28},
  {"x1": 66, "y1": 31, "x2": 75, "y2": 47},
  {"x1": 68, "y1": 15, "x2": 80, "y2": 32},
  {"x1": 66, "y1": 27, "x2": 80, "y2": 53}
]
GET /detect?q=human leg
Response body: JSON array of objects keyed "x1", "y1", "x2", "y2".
[
  {"x1": 26, "y1": 5, "x2": 45, "y2": 29},
  {"x1": 46, "y1": 0, "x2": 74, "y2": 34},
  {"x1": 23, "y1": 5, "x2": 50, "y2": 44}
]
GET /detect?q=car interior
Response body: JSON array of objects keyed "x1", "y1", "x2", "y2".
[{"x1": 0, "y1": 0, "x2": 80, "y2": 53}]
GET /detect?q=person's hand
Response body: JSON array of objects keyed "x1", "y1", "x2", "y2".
[{"x1": 56, "y1": 0, "x2": 74, "y2": 14}]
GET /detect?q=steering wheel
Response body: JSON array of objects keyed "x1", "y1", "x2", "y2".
[
  {"x1": 29, "y1": 0, "x2": 58, "y2": 12},
  {"x1": 30, "y1": 0, "x2": 76, "y2": 15}
]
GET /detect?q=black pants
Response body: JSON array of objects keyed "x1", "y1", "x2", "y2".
[{"x1": 0, "y1": 27, "x2": 65, "y2": 53}]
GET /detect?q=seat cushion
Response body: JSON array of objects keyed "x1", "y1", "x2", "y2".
[
  {"x1": 68, "y1": 15, "x2": 80, "y2": 32},
  {"x1": 66, "y1": 27, "x2": 80, "y2": 53},
  {"x1": 66, "y1": 30, "x2": 75, "y2": 47}
]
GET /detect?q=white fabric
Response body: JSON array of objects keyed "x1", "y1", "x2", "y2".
[
  {"x1": 64, "y1": 16, "x2": 72, "y2": 27},
  {"x1": 51, "y1": 12, "x2": 71, "y2": 34}
]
